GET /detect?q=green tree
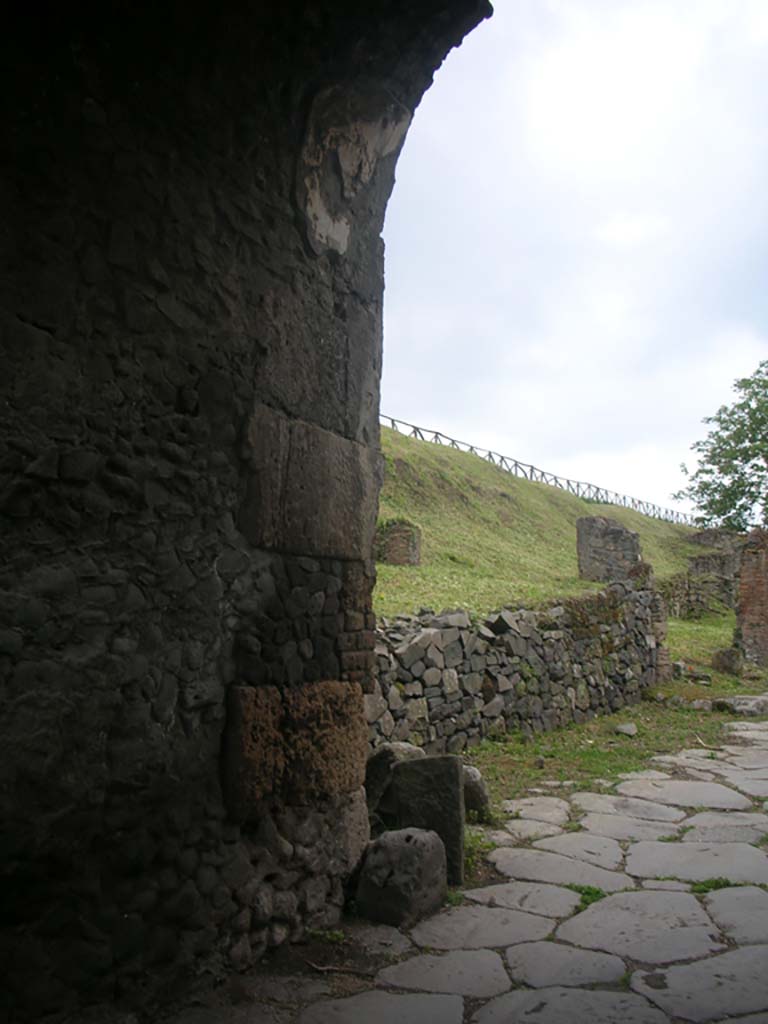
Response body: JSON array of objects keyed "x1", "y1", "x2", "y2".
[{"x1": 674, "y1": 359, "x2": 768, "y2": 531}]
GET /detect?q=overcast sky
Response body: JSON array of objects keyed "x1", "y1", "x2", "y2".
[{"x1": 381, "y1": 0, "x2": 768, "y2": 514}]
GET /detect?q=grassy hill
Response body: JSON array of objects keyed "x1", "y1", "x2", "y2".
[{"x1": 374, "y1": 427, "x2": 704, "y2": 618}]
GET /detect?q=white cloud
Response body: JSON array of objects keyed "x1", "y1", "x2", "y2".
[{"x1": 381, "y1": 0, "x2": 768, "y2": 519}]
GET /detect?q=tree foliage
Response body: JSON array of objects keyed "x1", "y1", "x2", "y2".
[{"x1": 674, "y1": 360, "x2": 768, "y2": 531}]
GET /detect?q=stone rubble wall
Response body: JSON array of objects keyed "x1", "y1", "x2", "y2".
[
  {"x1": 657, "y1": 571, "x2": 736, "y2": 619},
  {"x1": 366, "y1": 584, "x2": 665, "y2": 752}
]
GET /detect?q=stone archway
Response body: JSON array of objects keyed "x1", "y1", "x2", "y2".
[{"x1": 0, "y1": 1, "x2": 491, "y2": 1015}]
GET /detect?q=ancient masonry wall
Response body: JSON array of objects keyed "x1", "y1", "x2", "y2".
[
  {"x1": 576, "y1": 516, "x2": 642, "y2": 582},
  {"x1": 367, "y1": 584, "x2": 666, "y2": 751},
  {"x1": 739, "y1": 529, "x2": 768, "y2": 666},
  {"x1": 0, "y1": 2, "x2": 490, "y2": 1017}
]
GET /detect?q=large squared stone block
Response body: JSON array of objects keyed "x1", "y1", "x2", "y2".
[
  {"x1": 223, "y1": 681, "x2": 367, "y2": 818},
  {"x1": 388, "y1": 755, "x2": 465, "y2": 884}
]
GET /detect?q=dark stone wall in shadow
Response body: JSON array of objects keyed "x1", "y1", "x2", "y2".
[{"x1": 0, "y1": 0, "x2": 490, "y2": 1015}]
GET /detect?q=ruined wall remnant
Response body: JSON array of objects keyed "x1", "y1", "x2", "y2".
[
  {"x1": 0, "y1": 1, "x2": 491, "y2": 1015},
  {"x1": 738, "y1": 529, "x2": 768, "y2": 665},
  {"x1": 576, "y1": 516, "x2": 642, "y2": 582},
  {"x1": 375, "y1": 518, "x2": 422, "y2": 565},
  {"x1": 369, "y1": 585, "x2": 665, "y2": 751}
]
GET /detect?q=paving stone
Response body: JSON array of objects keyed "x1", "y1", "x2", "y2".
[
  {"x1": 682, "y1": 810, "x2": 768, "y2": 834},
  {"x1": 299, "y1": 990, "x2": 464, "y2": 1024},
  {"x1": 503, "y1": 796, "x2": 570, "y2": 825},
  {"x1": 556, "y1": 891, "x2": 725, "y2": 963},
  {"x1": 616, "y1": 779, "x2": 752, "y2": 810},
  {"x1": 571, "y1": 791, "x2": 686, "y2": 822},
  {"x1": 722, "y1": 749, "x2": 768, "y2": 768},
  {"x1": 704, "y1": 885, "x2": 768, "y2": 943},
  {"x1": 618, "y1": 770, "x2": 671, "y2": 781},
  {"x1": 532, "y1": 833, "x2": 623, "y2": 870},
  {"x1": 724, "y1": 776, "x2": 768, "y2": 799},
  {"x1": 625, "y1": 841, "x2": 768, "y2": 883},
  {"x1": 503, "y1": 819, "x2": 564, "y2": 841},
  {"x1": 410, "y1": 903, "x2": 552, "y2": 950},
  {"x1": 641, "y1": 879, "x2": 691, "y2": 891},
  {"x1": 464, "y1": 881, "x2": 581, "y2": 918},
  {"x1": 505, "y1": 940, "x2": 626, "y2": 988},
  {"x1": 472, "y1": 986, "x2": 669, "y2": 1024},
  {"x1": 579, "y1": 812, "x2": 679, "y2": 842},
  {"x1": 489, "y1": 848, "x2": 633, "y2": 892},
  {"x1": 345, "y1": 921, "x2": 414, "y2": 957},
  {"x1": 378, "y1": 949, "x2": 510, "y2": 998},
  {"x1": 486, "y1": 829, "x2": 516, "y2": 846},
  {"x1": 632, "y1": 947, "x2": 768, "y2": 1023}
]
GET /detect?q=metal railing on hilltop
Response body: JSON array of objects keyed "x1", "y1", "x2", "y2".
[{"x1": 380, "y1": 415, "x2": 696, "y2": 527}]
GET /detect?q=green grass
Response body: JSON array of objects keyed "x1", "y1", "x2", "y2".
[
  {"x1": 566, "y1": 884, "x2": 607, "y2": 911},
  {"x1": 375, "y1": 428, "x2": 705, "y2": 617},
  {"x1": 664, "y1": 610, "x2": 766, "y2": 700},
  {"x1": 465, "y1": 700, "x2": 740, "y2": 811},
  {"x1": 464, "y1": 827, "x2": 497, "y2": 881},
  {"x1": 690, "y1": 878, "x2": 741, "y2": 894}
]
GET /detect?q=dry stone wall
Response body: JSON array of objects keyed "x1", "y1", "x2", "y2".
[{"x1": 368, "y1": 584, "x2": 665, "y2": 752}]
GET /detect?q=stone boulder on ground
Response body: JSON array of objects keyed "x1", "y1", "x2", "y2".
[
  {"x1": 355, "y1": 828, "x2": 447, "y2": 927},
  {"x1": 365, "y1": 742, "x2": 426, "y2": 812},
  {"x1": 463, "y1": 764, "x2": 491, "y2": 821}
]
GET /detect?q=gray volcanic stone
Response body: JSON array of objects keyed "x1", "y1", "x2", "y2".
[
  {"x1": 632, "y1": 947, "x2": 768, "y2": 1022},
  {"x1": 503, "y1": 796, "x2": 570, "y2": 825},
  {"x1": 299, "y1": 990, "x2": 464, "y2": 1024},
  {"x1": 571, "y1": 791, "x2": 686, "y2": 822},
  {"x1": 464, "y1": 881, "x2": 581, "y2": 918},
  {"x1": 378, "y1": 949, "x2": 510, "y2": 998},
  {"x1": 504, "y1": 819, "x2": 564, "y2": 842},
  {"x1": 642, "y1": 879, "x2": 691, "y2": 891},
  {"x1": 579, "y1": 812, "x2": 679, "y2": 842},
  {"x1": 356, "y1": 828, "x2": 446, "y2": 927},
  {"x1": 556, "y1": 891, "x2": 724, "y2": 963},
  {"x1": 506, "y1": 941, "x2": 626, "y2": 988},
  {"x1": 626, "y1": 841, "x2": 768, "y2": 883},
  {"x1": 473, "y1": 987, "x2": 669, "y2": 1024},
  {"x1": 618, "y1": 770, "x2": 671, "y2": 781},
  {"x1": 345, "y1": 922, "x2": 413, "y2": 958},
  {"x1": 389, "y1": 756, "x2": 465, "y2": 884},
  {"x1": 532, "y1": 833, "x2": 623, "y2": 870},
  {"x1": 489, "y1": 848, "x2": 633, "y2": 892},
  {"x1": 365, "y1": 743, "x2": 426, "y2": 810},
  {"x1": 725, "y1": 775, "x2": 768, "y2": 798},
  {"x1": 410, "y1": 904, "x2": 552, "y2": 950},
  {"x1": 704, "y1": 886, "x2": 768, "y2": 943},
  {"x1": 616, "y1": 779, "x2": 752, "y2": 810},
  {"x1": 680, "y1": 810, "x2": 768, "y2": 844},
  {"x1": 463, "y1": 764, "x2": 491, "y2": 820}
]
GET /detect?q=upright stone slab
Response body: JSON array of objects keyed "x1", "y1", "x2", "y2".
[
  {"x1": 739, "y1": 529, "x2": 768, "y2": 665},
  {"x1": 388, "y1": 755, "x2": 465, "y2": 884},
  {"x1": 374, "y1": 519, "x2": 422, "y2": 565},
  {"x1": 577, "y1": 516, "x2": 642, "y2": 581}
]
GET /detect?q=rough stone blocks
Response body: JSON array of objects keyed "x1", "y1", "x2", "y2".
[
  {"x1": 240, "y1": 402, "x2": 382, "y2": 560},
  {"x1": 224, "y1": 681, "x2": 367, "y2": 819},
  {"x1": 577, "y1": 516, "x2": 642, "y2": 582},
  {"x1": 375, "y1": 519, "x2": 422, "y2": 565}
]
